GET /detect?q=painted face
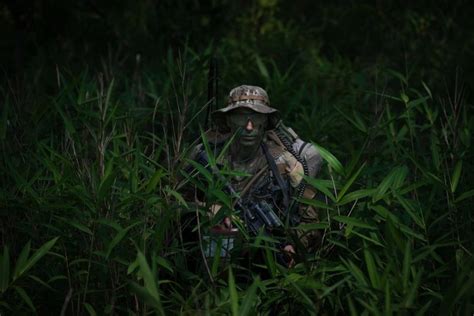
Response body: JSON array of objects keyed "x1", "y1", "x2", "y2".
[{"x1": 226, "y1": 108, "x2": 268, "y2": 148}]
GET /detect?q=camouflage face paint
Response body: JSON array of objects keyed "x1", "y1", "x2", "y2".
[{"x1": 226, "y1": 108, "x2": 268, "y2": 159}]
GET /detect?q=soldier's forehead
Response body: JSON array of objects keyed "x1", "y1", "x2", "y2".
[{"x1": 228, "y1": 108, "x2": 265, "y2": 115}]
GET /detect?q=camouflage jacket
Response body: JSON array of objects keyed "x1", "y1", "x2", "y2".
[{"x1": 187, "y1": 127, "x2": 322, "y2": 252}]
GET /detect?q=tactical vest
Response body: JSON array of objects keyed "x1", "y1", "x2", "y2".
[{"x1": 192, "y1": 123, "x2": 322, "y2": 225}]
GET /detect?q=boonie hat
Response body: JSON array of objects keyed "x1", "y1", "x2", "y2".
[{"x1": 213, "y1": 85, "x2": 278, "y2": 116}]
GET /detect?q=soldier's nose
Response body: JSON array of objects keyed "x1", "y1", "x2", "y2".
[{"x1": 245, "y1": 119, "x2": 254, "y2": 131}]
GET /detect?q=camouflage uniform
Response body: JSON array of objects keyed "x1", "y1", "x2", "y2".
[{"x1": 191, "y1": 85, "x2": 322, "y2": 253}]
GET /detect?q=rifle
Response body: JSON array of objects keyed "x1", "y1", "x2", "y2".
[
  {"x1": 192, "y1": 147, "x2": 294, "y2": 266},
  {"x1": 194, "y1": 149, "x2": 283, "y2": 235},
  {"x1": 205, "y1": 57, "x2": 218, "y2": 130}
]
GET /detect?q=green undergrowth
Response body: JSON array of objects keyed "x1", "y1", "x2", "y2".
[{"x1": 0, "y1": 53, "x2": 473, "y2": 315}]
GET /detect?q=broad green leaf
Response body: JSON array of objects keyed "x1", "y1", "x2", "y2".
[
  {"x1": 146, "y1": 169, "x2": 166, "y2": 193},
  {"x1": 407, "y1": 96, "x2": 429, "y2": 109},
  {"x1": 374, "y1": 205, "x2": 425, "y2": 241},
  {"x1": 255, "y1": 55, "x2": 270, "y2": 80},
  {"x1": 211, "y1": 238, "x2": 223, "y2": 277},
  {"x1": 200, "y1": 127, "x2": 216, "y2": 168},
  {"x1": 334, "y1": 106, "x2": 367, "y2": 133},
  {"x1": 298, "y1": 197, "x2": 334, "y2": 209},
  {"x1": 228, "y1": 267, "x2": 239, "y2": 316},
  {"x1": 98, "y1": 169, "x2": 116, "y2": 201},
  {"x1": 304, "y1": 176, "x2": 336, "y2": 202},
  {"x1": 312, "y1": 143, "x2": 344, "y2": 175},
  {"x1": 450, "y1": 160, "x2": 462, "y2": 193},
  {"x1": 343, "y1": 258, "x2": 368, "y2": 286},
  {"x1": 15, "y1": 238, "x2": 58, "y2": 281},
  {"x1": 14, "y1": 286, "x2": 36, "y2": 312},
  {"x1": 96, "y1": 219, "x2": 122, "y2": 231},
  {"x1": 421, "y1": 81, "x2": 432, "y2": 98},
  {"x1": 127, "y1": 258, "x2": 139, "y2": 275},
  {"x1": 28, "y1": 275, "x2": 53, "y2": 291},
  {"x1": 387, "y1": 69, "x2": 408, "y2": 85},
  {"x1": 84, "y1": 302, "x2": 97, "y2": 316},
  {"x1": 13, "y1": 241, "x2": 31, "y2": 280},
  {"x1": 156, "y1": 257, "x2": 173, "y2": 274},
  {"x1": 352, "y1": 230, "x2": 384, "y2": 247},
  {"x1": 338, "y1": 189, "x2": 375, "y2": 205},
  {"x1": 62, "y1": 218, "x2": 93, "y2": 235},
  {"x1": 53, "y1": 100, "x2": 76, "y2": 135},
  {"x1": 294, "y1": 222, "x2": 330, "y2": 231},
  {"x1": 333, "y1": 216, "x2": 376, "y2": 230},
  {"x1": 337, "y1": 162, "x2": 366, "y2": 202},
  {"x1": 373, "y1": 166, "x2": 407, "y2": 202},
  {"x1": 396, "y1": 195, "x2": 425, "y2": 229},
  {"x1": 239, "y1": 277, "x2": 260, "y2": 316},
  {"x1": 104, "y1": 78, "x2": 115, "y2": 117},
  {"x1": 347, "y1": 296, "x2": 358, "y2": 316},
  {"x1": 165, "y1": 187, "x2": 189, "y2": 209},
  {"x1": 352, "y1": 110, "x2": 368, "y2": 133},
  {"x1": 370, "y1": 205, "x2": 399, "y2": 223},
  {"x1": 454, "y1": 189, "x2": 474, "y2": 203},
  {"x1": 186, "y1": 159, "x2": 213, "y2": 183},
  {"x1": 404, "y1": 268, "x2": 422, "y2": 308},
  {"x1": 263, "y1": 241, "x2": 277, "y2": 277},
  {"x1": 137, "y1": 251, "x2": 163, "y2": 313},
  {"x1": 210, "y1": 188, "x2": 232, "y2": 209},
  {"x1": 129, "y1": 281, "x2": 162, "y2": 310},
  {"x1": 289, "y1": 282, "x2": 317, "y2": 313},
  {"x1": 391, "y1": 166, "x2": 409, "y2": 189},
  {"x1": 106, "y1": 222, "x2": 141, "y2": 259},
  {"x1": 364, "y1": 245, "x2": 380, "y2": 289},
  {"x1": 400, "y1": 92, "x2": 410, "y2": 106}
]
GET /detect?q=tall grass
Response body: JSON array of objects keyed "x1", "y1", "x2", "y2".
[{"x1": 0, "y1": 52, "x2": 472, "y2": 314}]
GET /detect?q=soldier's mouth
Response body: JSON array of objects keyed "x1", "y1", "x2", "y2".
[{"x1": 241, "y1": 136, "x2": 256, "y2": 141}]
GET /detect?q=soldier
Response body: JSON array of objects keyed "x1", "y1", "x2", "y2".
[{"x1": 186, "y1": 85, "x2": 322, "y2": 266}]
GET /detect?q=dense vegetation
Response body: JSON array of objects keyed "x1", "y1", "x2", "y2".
[{"x1": 1, "y1": 1, "x2": 473, "y2": 314}]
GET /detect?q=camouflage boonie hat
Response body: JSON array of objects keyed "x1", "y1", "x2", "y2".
[
  {"x1": 213, "y1": 85, "x2": 278, "y2": 117},
  {"x1": 212, "y1": 85, "x2": 280, "y2": 130}
]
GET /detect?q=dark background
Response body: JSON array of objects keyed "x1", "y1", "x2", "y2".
[{"x1": 3, "y1": 0, "x2": 474, "y2": 91}]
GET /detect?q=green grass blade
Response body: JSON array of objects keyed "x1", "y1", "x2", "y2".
[
  {"x1": 333, "y1": 216, "x2": 376, "y2": 230},
  {"x1": 17, "y1": 237, "x2": 59, "y2": 280},
  {"x1": 13, "y1": 286, "x2": 36, "y2": 313},
  {"x1": 239, "y1": 276, "x2": 260, "y2": 316},
  {"x1": 337, "y1": 162, "x2": 366, "y2": 202},
  {"x1": 84, "y1": 302, "x2": 97, "y2": 316},
  {"x1": 137, "y1": 251, "x2": 164, "y2": 314},
  {"x1": 312, "y1": 143, "x2": 344, "y2": 175},
  {"x1": 364, "y1": 244, "x2": 380, "y2": 289},
  {"x1": 402, "y1": 241, "x2": 411, "y2": 293},
  {"x1": 228, "y1": 267, "x2": 239, "y2": 316},
  {"x1": 450, "y1": 160, "x2": 462, "y2": 193},
  {"x1": 13, "y1": 241, "x2": 31, "y2": 280}
]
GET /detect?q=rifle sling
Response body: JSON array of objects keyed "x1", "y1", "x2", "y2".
[{"x1": 261, "y1": 142, "x2": 290, "y2": 212}]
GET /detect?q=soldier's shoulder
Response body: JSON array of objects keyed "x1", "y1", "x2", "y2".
[
  {"x1": 188, "y1": 129, "x2": 231, "y2": 160},
  {"x1": 264, "y1": 130, "x2": 288, "y2": 159},
  {"x1": 265, "y1": 126, "x2": 323, "y2": 177}
]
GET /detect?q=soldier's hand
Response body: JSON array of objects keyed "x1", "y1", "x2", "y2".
[{"x1": 283, "y1": 244, "x2": 296, "y2": 268}]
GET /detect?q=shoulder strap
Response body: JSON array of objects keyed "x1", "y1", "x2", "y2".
[{"x1": 261, "y1": 142, "x2": 289, "y2": 212}]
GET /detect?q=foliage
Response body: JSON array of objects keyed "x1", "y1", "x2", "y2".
[
  {"x1": 1, "y1": 2, "x2": 473, "y2": 314},
  {"x1": 1, "y1": 50, "x2": 472, "y2": 314}
]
